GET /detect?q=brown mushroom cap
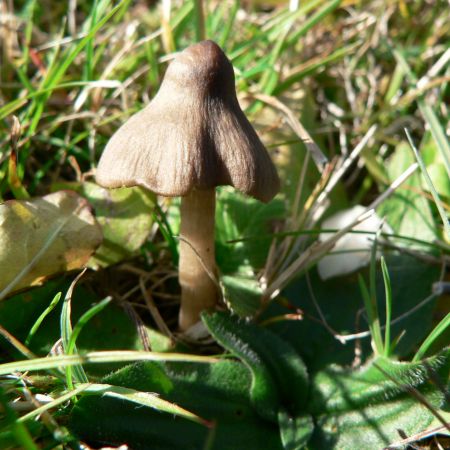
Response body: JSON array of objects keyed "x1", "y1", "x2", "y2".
[{"x1": 96, "y1": 40, "x2": 280, "y2": 203}]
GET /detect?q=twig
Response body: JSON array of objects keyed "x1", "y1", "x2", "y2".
[{"x1": 139, "y1": 276, "x2": 173, "y2": 338}]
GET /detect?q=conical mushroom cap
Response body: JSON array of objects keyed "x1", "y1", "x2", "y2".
[{"x1": 96, "y1": 40, "x2": 280, "y2": 202}]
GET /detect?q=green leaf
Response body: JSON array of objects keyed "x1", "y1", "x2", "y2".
[
  {"x1": 426, "y1": 162, "x2": 450, "y2": 198},
  {"x1": 215, "y1": 187, "x2": 285, "y2": 275},
  {"x1": 377, "y1": 141, "x2": 438, "y2": 246},
  {"x1": 70, "y1": 360, "x2": 284, "y2": 450},
  {"x1": 278, "y1": 409, "x2": 314, "y2": 450},
  {"x1": 391, "y1": 47, "x2": 450, "y2": 179},
  {"x1": 405, "y1": 129, "x2": 450, "y2": 240},
  {"x1": 202, "y1": 311, "x2": 309, "y2": 420},
  {"x1": 308, "y1": 350, "x2": 449, "y2": 414},
  {"x1": 53, "y1": 181, "x2": 155, "y2": 268},
  {"x1": 221, "y1": 274, "x2": 263, "y2": 318},
  {"x1": 308, "y1": 350, "x2": 450, "y2": 449},
  {"x1": 203, "y1": 316, "x2": 279, "y2": 422}
]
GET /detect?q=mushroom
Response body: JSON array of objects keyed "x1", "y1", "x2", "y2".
[{"x1": 96, "y1": 40, "x2": 280, "y2": 331}]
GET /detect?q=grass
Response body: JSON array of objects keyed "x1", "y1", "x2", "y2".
[{"x1": 0, "y1": 0, "x2": 449, "y2": 448}]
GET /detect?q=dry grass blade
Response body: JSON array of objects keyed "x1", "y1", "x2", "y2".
[
  {"x1": 0, "y1": 325, "x2": 35, "y2": 360},
  {"x1": 386, "y1": 424, "x2": 450, "y2": 449},
  {"x1": 265, "y1": 162, "x2": 419, "y2": 298},
  {"x1": 311, "y1": 124, "x2": 378, "y2": 223},
  {"x1": 250, "y1": 93, "x2": 328, "y2": 172}
]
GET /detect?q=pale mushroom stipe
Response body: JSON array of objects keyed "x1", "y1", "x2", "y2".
[{"x1": 96, "y1": 40, "x2": 280, "y2": 331}]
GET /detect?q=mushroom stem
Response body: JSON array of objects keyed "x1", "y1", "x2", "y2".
[{"x1": 178, "y1": 188, "x2": 217, "y2": 330}]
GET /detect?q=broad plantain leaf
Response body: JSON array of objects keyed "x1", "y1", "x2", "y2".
[
  {"x1": 70, "y1": 360, "x2": 284, "y2": 450},
  {"x1": 308, "y1": 349, "x2": 450, "y2": 449},
  {"x1": 69, "y1": 313, "x2": 448, "y2": 450},
  {"x1": 70, "y1": 312, "x2": 311, "y2": 450},
  {"x1": 202, "y1": 311, "x2": 309, "y2": 420}
]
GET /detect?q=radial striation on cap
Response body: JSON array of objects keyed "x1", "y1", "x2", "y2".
[{"x1": 96, "y1": 40, "x2": 280, "y2": 203}]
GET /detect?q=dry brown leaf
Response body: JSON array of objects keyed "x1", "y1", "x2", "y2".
[{"x1": 0, "y1": 190, "x2": 102, "y2": 298}]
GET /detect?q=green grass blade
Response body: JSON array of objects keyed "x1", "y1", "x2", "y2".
[
  {"x1": 0, "y1": 98, "x2": 29, "y2": 120},
  {"x1": 217, "y1": 0, "x2": 239, "y2": 48},
  {"x1": 18, "y1": 384, "x2": 91, "y2": 423},
  {"x1": 273, "y1": 42, "x2": 359, "y2": 95},
  {"x1": 285, "y1": 0, "x2": 341, "y2": 47},
  {"x1": 61, "y1": 272, "x2": 89, "y2": 388},
  {"x1": 24, "y1": 22, "x2": 65, "y2": 137},
  {"x1": 225, "y1": 1, "x2": 320, "y2": 65},
  {"x1": 384, "y1": 62, "x2": 405, "y2": 104},
  {"x1": 153, "y1": 204, "x2": 179, "y2": 264},
  {"x1": 14, "y1": 0, "x2": 36, "y2": 92},
  {"x1": 25, "y1": 292, "x2": 62, "y2": 346},
  {"x1": 369, "y1": 230, "x2": 384, "y2": 354},
  {"x1": 380, "y1": 257, "x2": 392, "y2": 357},
  {"x1": 45, "y1": 1, "x2": 128, "y2": 89},
  {"x1": 24, "y1": 0, "x2": 129, "y2": 136},
  {"x1": 358, "y1": 274, "x2": 384, "y2": 355},
  {"x1": 257, "y1": 0, "x2": 340, "y2": 98},
  {"x1": 170, "y1": 1, "x2": 194, "y2": 45},
  {"x1": 413, "y1": 313, "x2": 450, "y2": 362},
  {"x1": 0, "y1": 81, "x2": 117, "y2": 120},
  {"x1": 67, "y1": 297, "x2": 112, "y2": 356},
  {"x1": 259, "y1": 26, "x2": 290, "y2": 96},
  {"x1": 83, "y1": 0, "x2": 99, "y2": 84},
  {"x1": 18, "y1": 380, "x2": 209, "y2": 427},
  {"x1": 266, "y1": 0, "x2": 322, "y2": 40},
  {"x1": 0, "y1": 351, "x2": 218, "y2": 376},
  {"x1": 193, "y1": 0, "x2": 206, "y2": 41},
  {"x1": 82, "y1": 383, "x2": 211, "y2": 427},
  {"x1": 144, "y1": 40, "x2": 160, "y2": 88}
]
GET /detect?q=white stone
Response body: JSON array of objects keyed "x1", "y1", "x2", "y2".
[{"x1": 317, "y1": 205, "x2": 392, "y2": 280}]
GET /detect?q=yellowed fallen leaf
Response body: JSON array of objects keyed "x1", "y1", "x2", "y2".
[{"x1": 0, "y1": 190, "x2": 102, "y2": 299}]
